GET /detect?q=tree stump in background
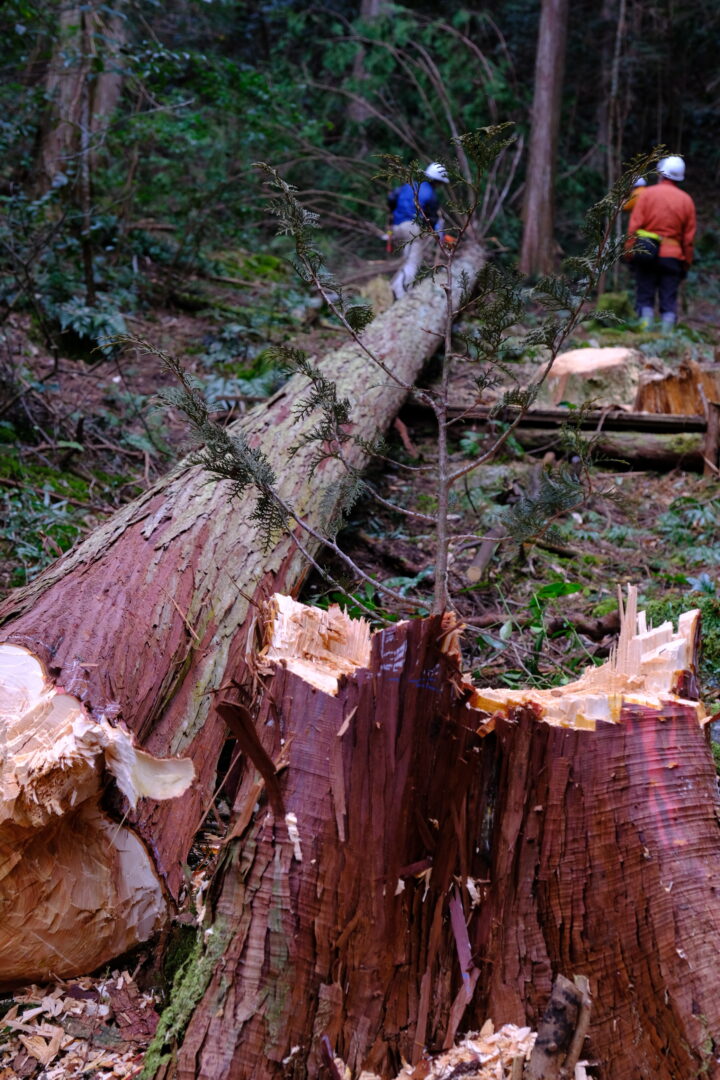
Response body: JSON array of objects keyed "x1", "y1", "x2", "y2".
[{"x1": 534, "y1": 346, "x2": 645, "y2": 408}]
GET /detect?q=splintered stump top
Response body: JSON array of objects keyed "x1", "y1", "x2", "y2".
[
  {"x1": 466, "y1": 586, "x2": 719, "y2": 1080},
  {"x1": 472, "y1": 583, "x2": 703, "y2": 729}
]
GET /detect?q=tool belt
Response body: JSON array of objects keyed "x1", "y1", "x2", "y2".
[{"x1": 631, "y1": 229, "x2": 661, "y2": 263}]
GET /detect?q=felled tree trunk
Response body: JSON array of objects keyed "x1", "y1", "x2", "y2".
[
  {"x1": 0, "y1": 245, "x2": 484, "y2": 984},
  {"x1": 162, "y1": 589, "x2": 720, "y2": 1080}
]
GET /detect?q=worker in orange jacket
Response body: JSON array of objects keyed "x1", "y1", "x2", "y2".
[
  {"x1": 622, "y1": 176, "x2": 647, "y2": 214},
  {"x1": 627, "y1": 155, "x2": 696, "y2": 329}
]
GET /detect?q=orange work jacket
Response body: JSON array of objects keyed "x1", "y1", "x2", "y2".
[
  {"x1": 622, "y1": 188, "x2": 644, "y2": 213},
  {"x1": 627, "y1": 179, "x2": 696, "y2": 264}
]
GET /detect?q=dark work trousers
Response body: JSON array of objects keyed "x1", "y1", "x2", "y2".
[{"x1": 635, "y1": 257, "x2": 685, "y2": 316}]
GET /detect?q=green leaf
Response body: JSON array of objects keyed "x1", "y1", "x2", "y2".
[{"x1": 533, "y1": 582, "x2": 583, "y2": 600}]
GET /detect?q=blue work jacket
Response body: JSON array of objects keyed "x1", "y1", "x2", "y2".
[{"x1": 388, "y1": 181, "x2": 442, "y2": 230}]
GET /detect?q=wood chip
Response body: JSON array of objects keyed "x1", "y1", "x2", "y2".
[{"x1": 0, "y1": 971, "x2": 159, "y2": 1079}]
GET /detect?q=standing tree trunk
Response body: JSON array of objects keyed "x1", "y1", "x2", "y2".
[
  {"x1": 155, "y1": 589, "x2": 720, "y2": 1080},
  {"x1": 348, "y1": 0, "x2": 388, "y2": 156},
  {"x1": 518, "y1": 0, "x2": 570, "y2": 277},
  {"x1": 0, "y1": 246, "x2": 484, "y2": 984},
  {"x1": 38, "y1": 1, "x2": 127, "y2": 300},
  {"x1": 39, "y1": 2, "x2": 127, "y2": 189}
]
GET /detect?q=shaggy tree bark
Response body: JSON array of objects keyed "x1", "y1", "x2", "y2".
[
  {"x1": 0, "y1": 245, "x2": 484, "y2": 978},
  {"x1": 472, "y1": 590, "x2": 720, "y2": 1080},
  {"x1": 156, "y1": 588, "x2": 720, "y2": 1080},
  {"x1": 164, "y1": 597, "x2": 493, "y2": 1080}
]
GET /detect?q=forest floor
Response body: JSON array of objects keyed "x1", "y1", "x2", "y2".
[{"x1": 3, "y1": 246, "x2": 720, "y2": 710}]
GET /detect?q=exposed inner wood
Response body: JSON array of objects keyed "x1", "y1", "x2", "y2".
[
  {"x1": 258, "y1": 593, "x2": 371, "y2": 695},
  {"x1": 0, "y1": 643, "x2": 193, "y2": 987},
  {"x1": 471, "y1": 585, "x2": 702, "y2": 728},
  {"x1": 635, "y1": 358, "x2": 720, "y2": 415}
]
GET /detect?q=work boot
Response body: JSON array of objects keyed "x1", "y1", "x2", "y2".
[
  {"x1": 661, "y1": 312, "x2": 676, "y2": 330},
  {"x1": 639, "y1": 307, "x2": 655, "y2": 327}
]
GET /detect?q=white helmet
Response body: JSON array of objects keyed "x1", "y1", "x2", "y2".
[
  {"x1": 425, "y1": 162, "x2": 449, "y2": 183},
  {"x1": 657, "y1": 155, "x2": 685, "y2": 182},
  {"x1": 633, "y1": 177, "x2": 647, "y2": 188}
]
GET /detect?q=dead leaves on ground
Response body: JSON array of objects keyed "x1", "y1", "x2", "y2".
[{"x1": 0, "y1": 971, "x2": 159, "y2": 1079}]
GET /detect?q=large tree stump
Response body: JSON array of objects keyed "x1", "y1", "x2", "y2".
[
  {"x1": 635, "y1": 357, "x2": 720, "y2": 415},
  {"x1": 0, "y1": 243, "x2": 485, "y2": 985},
  {"x1": 171, "y1": 596, "x2": 490, "y2": 1079},
  {"x1": 159, "y1": 589, "x2": 720, "y2": 1080}
]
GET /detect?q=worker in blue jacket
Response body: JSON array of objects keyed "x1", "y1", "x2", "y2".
[{"x1": 387, "y1": 162, "x2": 449, "y2": 300}]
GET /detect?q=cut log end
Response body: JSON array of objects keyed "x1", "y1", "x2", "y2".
[
  {"x1": 0, "y1": 643, "x2": 195, "y2": 988},
  {"x1": 471, "y1": 585, "x2": 703, "y2": 729},
  {"x1": 534, "y1": 346, "x2": 644, "y2": 409}
]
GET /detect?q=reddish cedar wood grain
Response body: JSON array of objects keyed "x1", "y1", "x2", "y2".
[
  {"x1": 173, "y1": 614, "x2": 492, "y2": 1079},
  {"x1": 171, "y1": 607, "x2": 720, "y2": 1080},
  {"x1": 476, "y1": 702, "x2": 720, "y2": 1080}
]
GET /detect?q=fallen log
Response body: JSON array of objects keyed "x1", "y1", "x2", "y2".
[
  {"x1": 440, "y1": 419, "x2": 703, "y2": 470},
  {"x1": 161, "y1": 588, "x2": 720, "y2": 1080},
  {"x1": 0, "y1": 241, "x2": 485, "y2": 985},
  {"x1": 513, "y1": 427, "x2": 705, "y2": 470},
  {"x1": 402, "y1": 401, "x2": 711, "y2": 469},
  {"x1": 443, "y1": 405, "x2": 707, "y2": 434}
]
